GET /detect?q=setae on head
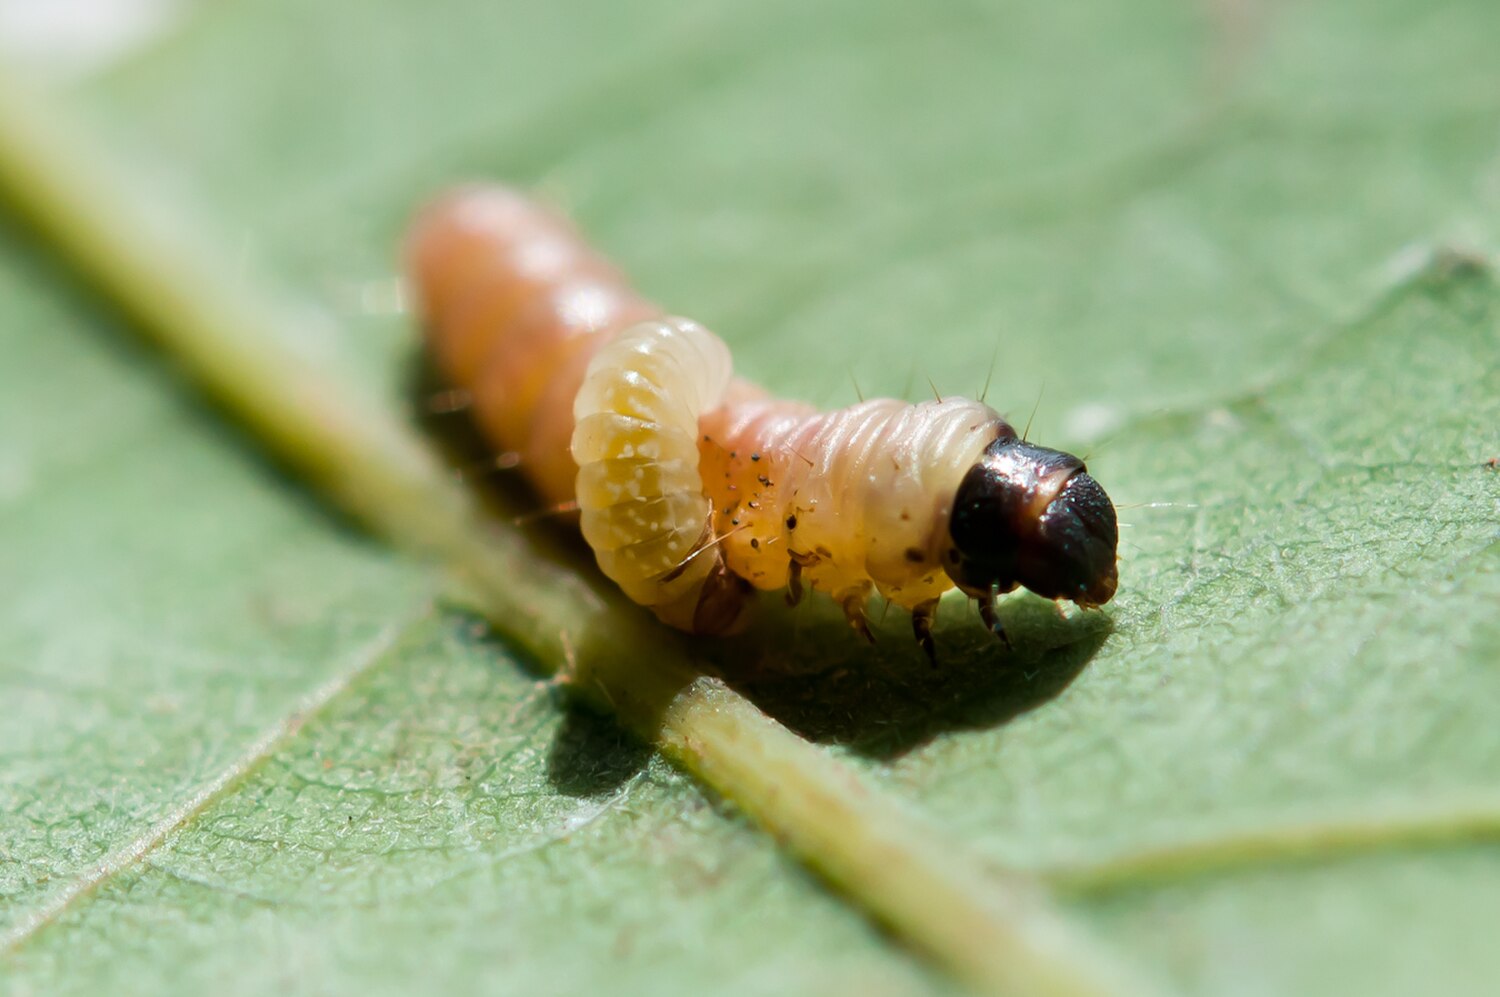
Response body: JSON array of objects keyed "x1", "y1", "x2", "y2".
[{"x1": 946, "y1": 436, "x2": 1119, "y2": 609}]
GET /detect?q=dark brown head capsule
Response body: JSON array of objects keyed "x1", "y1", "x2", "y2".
[{"x1": 946, "y1": 436, "x2": 1119, "y2": 609}]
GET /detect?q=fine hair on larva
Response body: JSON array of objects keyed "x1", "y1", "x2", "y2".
[{"x1": 407, "y1": 185, "x2": 1119, "y2": 658}]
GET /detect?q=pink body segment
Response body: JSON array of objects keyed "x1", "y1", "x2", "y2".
[{"x1": 406, "y1": 186, "x2": 661, "y2": 504}]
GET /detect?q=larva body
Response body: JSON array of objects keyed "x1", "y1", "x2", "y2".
[{"x1": 408, "y1": 186, "x2": 1119, "y2": 654}]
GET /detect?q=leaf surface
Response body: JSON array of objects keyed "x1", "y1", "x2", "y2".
[{"x1": 2, "y1": 0, "x2": 1498, "y2": 994}]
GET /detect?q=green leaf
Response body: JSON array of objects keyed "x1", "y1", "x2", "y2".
[{"x1": 3, "y1": 0, "x2": 1499, "y2": 995}]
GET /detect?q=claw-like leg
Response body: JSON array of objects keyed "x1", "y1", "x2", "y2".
[
  {"x1": 978, "y1": 588, "x2": 1012, "y2": 649},
  {"x1": 786, "y1": 559, "x2": 804, "y2": 606},
  {"x1": 912, "y1": 599, "x2": 939, "y2": 665},
  {"x1": 840, "y1": 590, "x2": 875, "y2": 645}
]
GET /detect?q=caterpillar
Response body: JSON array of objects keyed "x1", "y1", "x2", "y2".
[{"x1": 407, "y1": 186, "x2": 1118, "y2": 658}]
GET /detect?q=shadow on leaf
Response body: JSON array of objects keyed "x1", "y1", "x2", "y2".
[
  {"x1": 708, "y1": 593, "x2": 1110, "y2": 760},
  {"x1": 546, "y1": 706, "x2": 656, "y2": 798}
]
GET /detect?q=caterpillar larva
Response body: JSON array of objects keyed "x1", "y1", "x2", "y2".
[{"x1": 407, "y1": 186, "x2": 1118, "y2": 657}]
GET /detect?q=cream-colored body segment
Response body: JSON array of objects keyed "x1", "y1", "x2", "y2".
[
  {"x1": 699, "y1": 397, "x2": 1002, "y2": 612},
  {"x1": 571, "y1": 318, "x2": 733, "y2": 626}
]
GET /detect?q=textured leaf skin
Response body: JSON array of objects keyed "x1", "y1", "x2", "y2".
[{"x1": 3, "y1": 0, "x2": 1499, "y2": 994}]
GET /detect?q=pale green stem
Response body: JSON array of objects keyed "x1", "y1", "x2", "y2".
[
  {"x1": 1042, "y1": 791, "x2": 1500, "y2": 897},
  {"x1": 657, "y1": 680, "x2": 1162, "y2": 996},
  {"x1": 0, "y1": 70, "x2": 1158, "y2": 997}
]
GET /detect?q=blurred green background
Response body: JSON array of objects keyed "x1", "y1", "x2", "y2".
[{"x1": 1, "y1": 0, "x2": 1498, "y2": 994}]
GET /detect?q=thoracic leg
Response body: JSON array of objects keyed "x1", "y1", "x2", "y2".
[
  {"x1": 911, "y1": 599, "x2": 940, "y2": 665},
  {"x1": 839, "y1": 587, "x2": 875, "y2": 645},
  {"x1": 979, "y1": 587, "x2": 1012, "y2": 649},
  {"x1": 785, "y1": 559, "x2": 804, "y2": 606}
]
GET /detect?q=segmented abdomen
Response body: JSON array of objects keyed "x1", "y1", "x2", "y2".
[{"x1": 408, "y1": 188, "x2": 749, "y2": 630}]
